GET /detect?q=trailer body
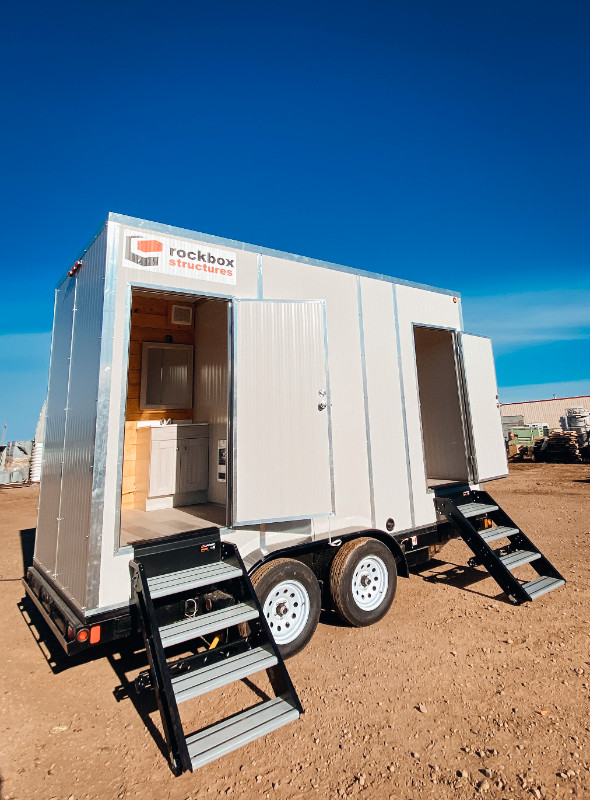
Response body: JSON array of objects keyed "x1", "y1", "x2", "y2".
[{"x1": 27, "y1": 213, "x2": 509, "y2": 651}]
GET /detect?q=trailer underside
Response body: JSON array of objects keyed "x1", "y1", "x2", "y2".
[{"x1": 24, "y1": 516, "x2": 453, "y2": 655}]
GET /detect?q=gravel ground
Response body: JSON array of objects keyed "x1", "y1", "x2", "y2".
[{"x1": 0, "y1": 463, "x2": 588, "y2": 800}]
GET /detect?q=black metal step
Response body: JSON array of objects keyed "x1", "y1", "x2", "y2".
[
  {"x1": 172, "y1": 646, "x2": 278, "y2": 704},
  {"x1": 435, "y1": 491, "x2": 566, "y2": 606},
  {"x1": 480, "y1": 525, "x2": 519, "y2": 543},
  {"x1": 159, "y1": 603, "x2": 259, "y2": 649},
  {"x1": 456, "y1": 501, "x2": 499, "y2": 518},
  {"x1": 522, "y1": 575, "x2": 566, "y2": 600},
  {"x1": 186, "y1": 695, "x2": 300, "y2": 770},
  {"x1": 498, "y1": 549, "x2": 542, "y2": 571},
  {"x1": 148, "y1": 560, "x2": 243, "y2": 599}
]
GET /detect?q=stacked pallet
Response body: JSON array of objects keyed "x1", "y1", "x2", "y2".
[{"x1": 544, "y1": 429, "x2": 582, "y2": 463}]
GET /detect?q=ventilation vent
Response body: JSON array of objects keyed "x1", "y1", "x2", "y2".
[{"x1": 171, "y1": 304, "x2": 193, "y2": 326}]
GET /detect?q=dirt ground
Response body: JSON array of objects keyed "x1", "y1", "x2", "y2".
[{"x1": 1, "y1": 464, "x2": 589, "y2": 800}]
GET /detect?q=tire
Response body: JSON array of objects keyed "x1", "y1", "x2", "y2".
[
  {"x1": 250, "y1": 558, "x2": 321, "y2": 659},
  {"x1": 330, "y1": 537, "x2": 397, "y2": 627}
]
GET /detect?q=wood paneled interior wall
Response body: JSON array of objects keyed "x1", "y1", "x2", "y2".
[{"x1": 122, "y1": 294, "x2": 195, "y2": 509}]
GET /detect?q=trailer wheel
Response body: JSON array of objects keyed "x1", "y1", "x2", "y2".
[
  {"x1": 250, "y1": 558, "x2": 321, "y2": 659},
  {"x1": 330, "y1": 537, "x2": 397, "y2": 627}
]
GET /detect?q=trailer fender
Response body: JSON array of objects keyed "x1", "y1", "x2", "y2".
[
  {"x1": 245, "y1": 530, "x2": 409, "y2": 581},
  {"x1": 340, "y1": 530, "x2": 409, "y2": 578}
]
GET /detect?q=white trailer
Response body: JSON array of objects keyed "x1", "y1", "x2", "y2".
[{"x1": 24, "y1": 213, "x2": 564, "y2": 773}]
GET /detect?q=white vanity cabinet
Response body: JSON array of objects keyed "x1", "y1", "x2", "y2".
[{"x1": 135, "y1": 424, "x2": 209, "y2": 510}]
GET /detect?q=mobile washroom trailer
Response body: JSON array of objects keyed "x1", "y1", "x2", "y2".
[{"x1": 24, "y1": 213, "x2": 565, "y2": 772}]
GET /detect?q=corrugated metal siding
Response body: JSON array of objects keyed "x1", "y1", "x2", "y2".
[
  {"x1": 500, "y1": 396, "x2": 590, "y2": 430},
  {"x1": 54, "y1": 227, "x2": 108, "y2": 607},
  {"x1": 233, "y1": 300, "x2": 333, "y2": 524},
  {"x1": 35, "y1": 279, "x2": 76, "y2": 575}
]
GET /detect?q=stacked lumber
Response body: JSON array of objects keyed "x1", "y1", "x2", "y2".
[
  {"x1": 544, "y1": 429, "x2": 582, "y2": 463},
  {"x1": 533, "y1": 438, "x2": 547, "y2": 461}
]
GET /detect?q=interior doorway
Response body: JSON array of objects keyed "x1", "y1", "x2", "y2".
[
  {"x1": 413, "y1": 325, "x2": 472, "y2": 488},
  {"x1": 119, "y1": 289, "x2": 230, "y2": 547}
]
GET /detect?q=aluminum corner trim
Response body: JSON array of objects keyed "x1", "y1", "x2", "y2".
[
  {"x1": 86, "y1": 222, "x2": 119, "y2": 609},
  {"x1": 106, "y1": 212, "x2": 460, "y2": 298}
]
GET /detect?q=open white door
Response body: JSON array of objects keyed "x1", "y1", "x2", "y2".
[
  {"x1": 460, "y1": 333, "x2": 508, "y2": 482},
  {"x1": 232, "y1": 300, "x2": 333, "y2": 525}
]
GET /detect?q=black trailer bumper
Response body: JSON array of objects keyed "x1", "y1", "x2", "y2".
[{"x1": 23, "y1": 566, "x2": 135, "y2": 656}]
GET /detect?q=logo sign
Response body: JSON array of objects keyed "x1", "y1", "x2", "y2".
[{"x1": 123, "y1": 231, "x2": 237, "y2": 285}]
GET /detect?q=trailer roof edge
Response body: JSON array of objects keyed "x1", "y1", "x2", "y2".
[
  {"x1": 54, "y1": 214, "x2": 111, "y2": 288},
  {"x1": 103, "y1": 212, "x2": 460, "y2": 298}
]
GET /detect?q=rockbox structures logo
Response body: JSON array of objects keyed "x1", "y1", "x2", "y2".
[
  {"x1": 123, "y1": 231, "x2": 237, "y2": 285},
  {"x1": 125, "y1": 235, "x2": 163, "y2": 267}
]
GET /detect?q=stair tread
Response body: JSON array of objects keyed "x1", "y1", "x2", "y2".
[
  {"x1": 186, "y1": 695, "x2": 300, "y2": 770},
  {"x1": 172, "y1": 646, "x2": 278, "y2": 704},
  {"x1": 456, "y1": 502, "x2": 499, "y2": 518},
  {"x1": 523, "y1": 575, "x2": 566, "y2": 600},
  {"x1": 498, "y1": 549, "x2": 542, "y2": 570},
  {"x1": 148, "y1": 561, "x2": 242, "y2": 599},
  {"x1": 159, "y1": 603, "x2": 259, "y2": 648},
  {"x1": 480, "y1": 525, "x2": 519, "y2": 543}
]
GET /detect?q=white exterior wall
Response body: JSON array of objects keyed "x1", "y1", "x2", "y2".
[
  {"x1": 359, "y1": 278, "x2": 412, "y2": 534},
  {"x1": 49, "y1": 214, "x2": 468, "y2": 611},
  {"x1": 262, "y1": 255, "x2": 371, "y2": 536}
]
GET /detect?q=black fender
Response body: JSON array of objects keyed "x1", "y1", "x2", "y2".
[
  {"x1": 245, "y1": 529, "x2": 409, "y2": 582},
  {"x1": 337, "y1": 529, "x2": 409, "y2": 578}
]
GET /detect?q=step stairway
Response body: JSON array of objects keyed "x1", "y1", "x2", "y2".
[
  {"x1": 434, "y1": 490, "x2": 565, "y2": 604},
  {"x1": 129, "y1": 532, "x2": 301, "y2": 773}
]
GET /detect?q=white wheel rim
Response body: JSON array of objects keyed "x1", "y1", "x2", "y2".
[
  {"x1": 351, "y1": 556, "x2": 389, "y2": 611},
  {"x1": 263, "y1": 579, "x2": 309, "y2": 645}
]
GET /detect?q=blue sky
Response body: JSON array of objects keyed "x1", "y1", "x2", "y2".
[{"x1": 1, "y1": 0, "x2": 589, "y2": 440}]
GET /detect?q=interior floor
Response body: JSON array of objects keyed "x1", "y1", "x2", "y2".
[
  {"x1": 427, "y1": 478, "x2": 465, "y2": 489},
  {"x1": 120, "y1": 503, "x2": 226, "y2": 547}
]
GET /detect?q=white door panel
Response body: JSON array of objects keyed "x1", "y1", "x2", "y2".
[
  {"x1": 233, "y1": 300, "x2": 333, "y2": 524},
  {"x1": 461, "y1": 333, "x2": 508, "y2": 482}
]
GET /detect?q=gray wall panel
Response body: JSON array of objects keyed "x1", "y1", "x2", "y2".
[
  {"x1": 35, "y1": 280, "x2": 76, "y2": 574},
  {"x1": 54, "y1": 227, "x2": 108, "y2": 606}
]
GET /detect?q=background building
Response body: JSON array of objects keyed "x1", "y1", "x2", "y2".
[{"x1": 501, "y1": 395, "x2": 590, "y2": 430}]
